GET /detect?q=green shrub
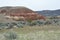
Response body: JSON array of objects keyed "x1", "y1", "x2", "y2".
[
  {"x1": 16, "y1": 24, "x2": 24, "y2": 28},
  {"x1": 44, "y1": 21, "x2": 52, "y2": 25},
  {"x1": 4, "y1": 31, "x2": 18, "y2": 40},
  {"x1": 28, "y1": 20, "x2": 45, "y2": 26}
]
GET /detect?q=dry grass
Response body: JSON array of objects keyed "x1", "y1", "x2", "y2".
[
  {"x1": 0, "y1": 25, "x2": 60, "y2": 33},
  {"x1": 0, "y1": 25, "x2": 60, "y2": 40}
]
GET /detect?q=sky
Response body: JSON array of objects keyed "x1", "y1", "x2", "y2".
[{"x1": 0, "y1": 0, "x2": 60, "y2": 11}]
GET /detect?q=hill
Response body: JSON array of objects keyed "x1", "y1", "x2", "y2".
[
  {"x1": 0, "y1": 6, "x2": 45, "y2": 21},
  {"x1": 36, "y1": 9, "x2": 60, "y2": 16}
]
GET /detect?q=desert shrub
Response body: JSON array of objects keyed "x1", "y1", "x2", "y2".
[
  {"x1": 4, "y1": 31, "x2": 18, "y2": 40},
  {"x1": 44, "y1": 19, "x2": 60, "y2": 25},
  {"x1": 49, "y1": 16, "x2": 59, "y2": 19},
  {"x1": 16, "y1": 21, "x2": 26, "y2": 25},
  {"x1": 31, "y1": 22, "x2": 37, "y2": 26},
  {"x1": 51, "y1": 19, "x2": 59, "y2": 23},
  {"x1": 11, "y1": 22, "x2": 17, "y2": 25},
  {"x1": 36, "y1": 20, "x2": 45, "y2": 26},
  {"x1": 6, "y1": 23, "x2": 14, "y2": 29},
  {"x1": 16, "y1": 24, "x2": 24, "y2": 28},
  {"x1": 0, "y1": 23, "x2": 7, "y2": 30},
  {"x1": 28, "y1": 22, "x2": 36, "y2": 26},
  {"x1": 27, "y1": 20, "x2": 32, "y2": 23},
  {"x1": 15, "y1": 21, "x2": 28, "y2": 28},
  {"x1": 27, "y1": 20, "x2": 37, "y2": 26},
  {"x1": 0, "y1": 22, "x2": 26, "y2": 29},
  {"x1": 57, "y1": 21, "x2": 60, "y2": 25},
  {"x1": 0, "y1": 23, "x2": 14, "y2": 29},
  {"x1": 44, "y1": 20, "x2": 52, "y2": 25},
  {"x1": 28, "y1": 20, "x2": 45, "y2": 26},
  {"x1": 52, "y1": 19, "x2": 60, "y2": 26}
]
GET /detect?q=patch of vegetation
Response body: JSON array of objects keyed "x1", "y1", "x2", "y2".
[
  {"x1": 4, "y1": 31, "x2": 18, "y2": 40},
  {"x1": 0, "y1": 18, "x2": 60, "y2": 30}
]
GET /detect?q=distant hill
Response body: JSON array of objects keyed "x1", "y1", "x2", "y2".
[{"x1": 36, "y1": 9, "x2": 60, "y2": 16}]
